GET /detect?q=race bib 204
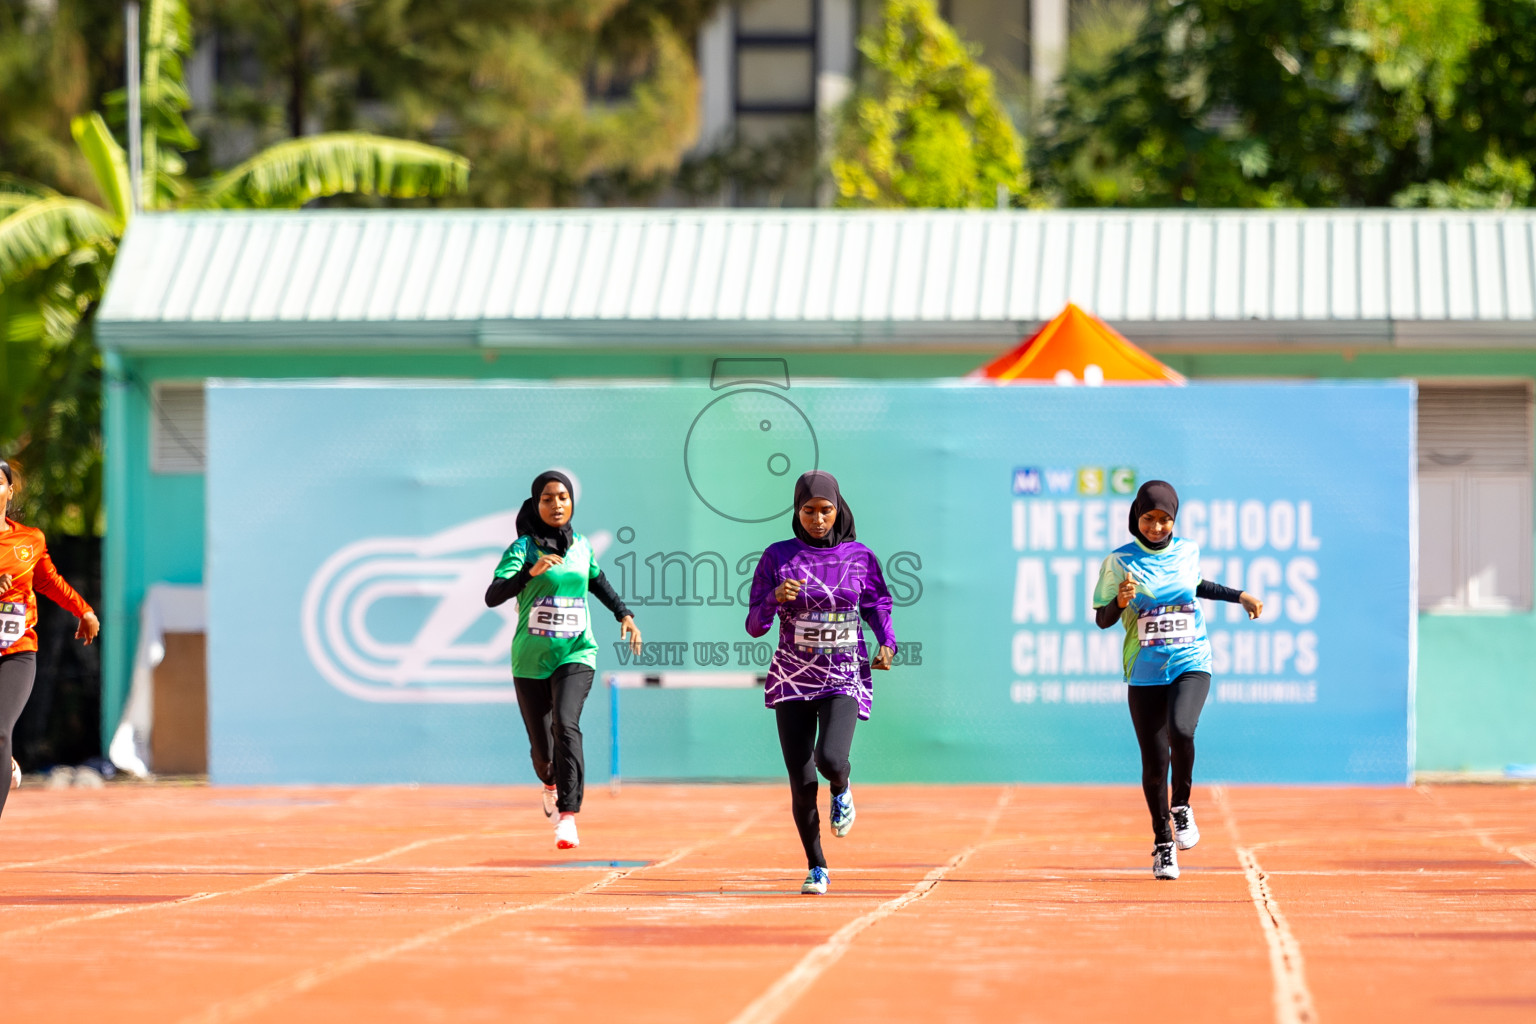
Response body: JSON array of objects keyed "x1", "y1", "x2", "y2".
[
  {"x1": 527, "y1": 596, "x2": 588, "y2": 639},
  {"x1": 0, "y1": 601, "x2": 26, "y2": 650},
  {"x1": 792, "y1": 610, "x2": 861, "y2": 654},
  {"x1": 1137, "y1": 603, "x2": 1199, "y2": 648}
]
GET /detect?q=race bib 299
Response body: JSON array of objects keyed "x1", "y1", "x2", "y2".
[{"x1": 528, "y1": 596, "x2": 589, "y2": 639}]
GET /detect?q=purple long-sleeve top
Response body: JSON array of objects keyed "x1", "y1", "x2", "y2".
[{"x1": 745, "y1": 539, "x2": 898, "y2": 720}]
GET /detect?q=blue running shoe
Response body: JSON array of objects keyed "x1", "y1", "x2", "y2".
[
  {"x1": 831, "y1": 789, "x2": 856, "y2": 838},
  {"x1": 801, "y1": 866, "x2": 829, "y2": 895}
]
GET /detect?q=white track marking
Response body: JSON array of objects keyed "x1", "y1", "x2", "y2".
[
  {"x1": 1415, "y1": 785, "x2": 1536, "y2": 869},
  {"x1": 1211, "y1": 786, "x2": 1318, "y2": 1024},
  {"x1": 727, "y1": 787, "x2": 1014, "y2": 1024},
  {"x1": 0, "y1": 830, "x2": 490, "y2": 942},
  {"x1": 175, "y1": 811, "x2": 771, "y2": 1024},
  {"x1": 0, "y1": 834, "x2": 211, "y2": 872}
]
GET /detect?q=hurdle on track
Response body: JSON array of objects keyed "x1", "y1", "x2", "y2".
[{"x1": 605, "y1": 671, "x2": 766, "y2": 787}]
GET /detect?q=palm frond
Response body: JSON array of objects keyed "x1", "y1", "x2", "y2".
[
  {"x1": 0, "y1": 175, "x2": 58, "y2": 200},
  {"x1": 193, "y1": 133, "x2": 470, "y2": 210},
  {"x1": 0, "y1": 197, "x2": 120, "y2": 290},
  {"x1": 71, "y1": 113, "x2": 134, "y2": 223}
]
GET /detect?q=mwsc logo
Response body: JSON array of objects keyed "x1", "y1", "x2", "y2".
[
  {"x1": 300, "y1": 509, "x2": 610, "y2": 703},
  {"x1": 1012, "y1": 466, "x2": 1137, "y2": 496}
]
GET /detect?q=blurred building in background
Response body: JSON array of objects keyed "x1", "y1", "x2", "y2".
[
  {"x1": 95, "y1": 207, "x2": 1536, "y2": 779},
  {"x1": 691, "y1": 0, "x2": 1065, "y2": 204}
]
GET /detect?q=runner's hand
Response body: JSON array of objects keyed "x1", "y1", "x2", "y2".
[
  {"x1": 0, "y1": 573, "x2": 12, "y2": 592},
  {"x1": 775, "y1": 578, "x2": 804, "y2": 603},
  {"x1": 529, "y1": 554, "x2": 564, "y2": 577},
  {"x1": 620, "y1": 615, "x2": 642, "y2": 656},
  {"x1": 1240, "y1": 592, "x2": 1263, "y2": 620},
  {"x1": 872, "y1": 646, "x2": 895, "y2": 671},
  {"x1": 76, "y1": 611, "x2": 99, "y2": 645},
  {"x1": 1117, "y1": 572, "x2": 1138, "y2": 608}
]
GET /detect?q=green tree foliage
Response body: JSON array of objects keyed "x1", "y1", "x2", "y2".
[
  {"x1": 193, "y1": 0, "x2": 720, "y2": 206},
  {"x1": 1, "y1": 0, "x2": 468, "y2": 536},
  {"x1": 1395, "y1": 147, "x2": 1535, "y2": 208},
  {"x1": 0, "y1": 2, "x2": 96, "y2": 203},
  {"x1": 831, "y1": 0, "x2": 1029, "y2": 207},
  {"x1": 1036, "y1": 0, "x2": 1495, "y2": 207}
]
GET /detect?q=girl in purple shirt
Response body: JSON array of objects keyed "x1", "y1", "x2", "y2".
[{"x1": 746, "y1": 471, "x2": 897, "y2": 895}]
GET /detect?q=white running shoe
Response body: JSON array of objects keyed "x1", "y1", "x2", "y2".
[
  {"x1": 801, "y1": 866, "x2": 829, "y2": 895},
  {"x1": 541, "y1": 785, "x2": 558, "y2": 821},
  {"x1": 9, "y1": 758, "x2": 18, "y2": 790},
  {"x1": 1172, "y1": 805, "x2": 1200, "y2": 850},
  {"x1": 555, "y1": 814, "x2": 579, "y2": 850},
  {"x1": 831, "y1": 789, "x2": 855, "y2": 838},
  {"x1": 1152, "y1": 841, "x2": 1180, "y2": 880}
]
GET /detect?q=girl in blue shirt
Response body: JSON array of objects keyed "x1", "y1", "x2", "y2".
[{"x1": 1093, "y1": 481, "x2": 1262, "y2": 880}]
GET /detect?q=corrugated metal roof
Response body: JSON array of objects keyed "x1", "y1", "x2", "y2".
[{"x1": 97, "y1": 209, "x2": 1536, "y2": 349}]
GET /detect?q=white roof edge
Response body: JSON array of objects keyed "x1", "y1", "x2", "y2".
[{"x1": 99, "y1": 209, "x2": 1536, "y2": 332}]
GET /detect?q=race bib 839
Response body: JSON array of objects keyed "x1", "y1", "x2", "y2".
[{"x1": 1137, "y1": 603, "x2": 1199, "y2": 647}]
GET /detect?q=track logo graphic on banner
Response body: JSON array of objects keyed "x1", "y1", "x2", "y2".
[{"x1": 300, "y1": 508, "x2": 611, "y2": 703}]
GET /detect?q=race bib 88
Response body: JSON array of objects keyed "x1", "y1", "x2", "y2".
[
  {"x1": 792, "y1": 610, "x2": 861, "y2": 654},
  {"x1": 528, "y1": 596, "x2": 588, "y2": 639},
  {"x1": 1137, "y1": 603, "x2": 1199, "y2": 647},
  {"x1": 0, "y1": 601, "x2": 26, "y2": 650}
]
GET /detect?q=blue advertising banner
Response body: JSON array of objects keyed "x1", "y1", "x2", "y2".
[{"x1": 206, "y1": 377, "x2": 1414, "y2": 785}]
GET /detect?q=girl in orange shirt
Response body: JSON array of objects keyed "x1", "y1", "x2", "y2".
[{"x1": 0, "y1": 461, "x2": 99, "y2": 813}]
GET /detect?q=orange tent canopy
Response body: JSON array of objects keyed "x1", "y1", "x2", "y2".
[{"x1": 971, "y1": 302, "x2": 1185, "y2": 384}]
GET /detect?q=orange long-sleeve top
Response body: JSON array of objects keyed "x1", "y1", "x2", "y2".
[{"x1": 0, "y1": 519, "x2": 93, "y2": 656}]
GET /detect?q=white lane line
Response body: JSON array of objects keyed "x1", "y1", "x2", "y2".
[
  {"x1": 727, "y1": 787, "x2": 1014, "y2": 1024},
  {"x1": 1415, "y1": 785, "x2": 1536, "y2": 869},
  {"x1": 1211, "y1": 786, "x2": 1318, "y2": 1024},
  {"x1": 0, "y1": 835, "x2": 204, "y2": 872},
  {"x1": 0, "y1": 830, "x2": 490, "y2": 942},
  {"x1": 175, "y1": 811, "x2": 771, "y2": 1024}
]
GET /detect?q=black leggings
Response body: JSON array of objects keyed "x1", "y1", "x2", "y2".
[
  {"x1": 1127, "y1": 671, "x2": 1211, "y2": 844},
  {"x1": 513, "y1": 663, "x2": 594, "y2": 814},
  {"x1": 774, "y1": 694, "x2": 858, "y2": 870},
  {"x1": 0, "y1": 652, "x2": 37, "y2": 820}
]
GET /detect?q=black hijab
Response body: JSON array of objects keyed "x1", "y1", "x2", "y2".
[
  {"x1": 516, "y1": 470, "x2": 576, "y2": 555},
  {"x1": 1129, "y1": 480, "x2": 1179, "y2": 551},
  {"x1": 792, "y1": 470, "x2": 857, "y2": 547}
]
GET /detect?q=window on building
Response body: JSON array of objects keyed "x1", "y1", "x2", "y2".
[
  {"x1": 734, "y1": 0, "x2": 817, "y2": 143},
  {"x1": 151, "y1": 382, "x2": 206, "y2": 475},
  {"x1": 1418, "y1": 381, "x2": 1533, "y2": 612}
]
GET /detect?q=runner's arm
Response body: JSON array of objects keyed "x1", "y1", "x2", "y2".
[
  {"x1": 588, "y1": 570, "x2": 632, "y2": 622},
  {"x1": 485, "y1": 569, "x2": 531, "y2": 608},
  {"x1": 485, "y1": 539, "x2": 531, "y2": 608},
  {"x1": 858, "y1": 551, "x2": 897, "y2": 652},
  {"x1": 1091, "y1": 555, "x2": 1123, "y2": 629},
  {"x1": 33, "y1": 551, "x2": 92, "y2": 618},
  {"x1": 744, "y1": 552, "x2": 779, "y2": 638},
  {"x1": 1195, "y1": 580, "x2": 1243, "y2": 603}
]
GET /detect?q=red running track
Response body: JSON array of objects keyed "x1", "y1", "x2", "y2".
[{"x1": 1, "y1": 783, "x2": 1534, "y2": 1023}]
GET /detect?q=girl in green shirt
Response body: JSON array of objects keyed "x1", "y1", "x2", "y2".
[{"x1": 486, "y1": 471, "x2": 641, "y2": 849}]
